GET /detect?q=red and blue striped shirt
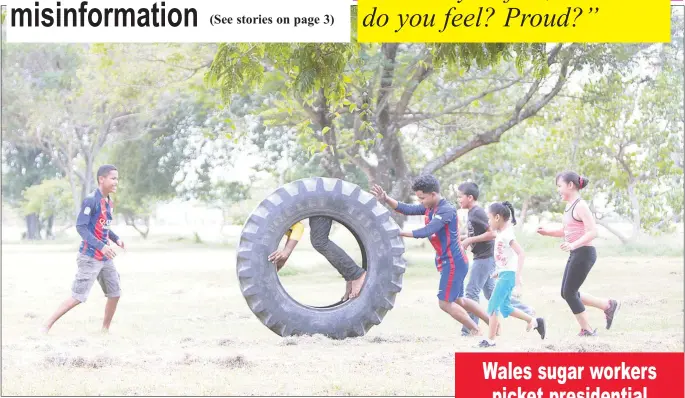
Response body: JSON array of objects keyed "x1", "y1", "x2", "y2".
[
  {"x1": 395, "y1": 198, "x2": 468, "y2": 270},
  {"x1": 76, "y1": 189, "x2": 119, "y2": 261}
]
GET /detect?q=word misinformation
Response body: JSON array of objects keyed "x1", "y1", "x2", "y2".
[
  {"x1": 5, "y1": 0, "x2": 351, "y2": 43},
  {"x1": 9, "y1": 1, "x2": 197, "y2": 27},
  {"x1": 484, "y1": 362, "x2": 657, "y2": 398}
]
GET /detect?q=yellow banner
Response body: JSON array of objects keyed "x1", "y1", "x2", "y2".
[{"x1": 357, "y1": 0, "x2": 672, "y2": 43}]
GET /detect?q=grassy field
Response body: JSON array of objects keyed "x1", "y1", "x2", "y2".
[{"x1": 1, "y1": 226, "x2": 683, "y2": 396}]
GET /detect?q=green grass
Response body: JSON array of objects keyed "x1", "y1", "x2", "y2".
[{"x1": 1, "y1": 239, "x2": 682, "y2": 395}]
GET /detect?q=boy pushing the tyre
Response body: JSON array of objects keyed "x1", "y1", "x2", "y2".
[{"x1": 371, "y1": 175, "x2": 490, "y2": 335}]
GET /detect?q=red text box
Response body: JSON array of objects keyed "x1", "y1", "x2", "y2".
[{"x1": 455, "y1": 352, "x2": 684, "y2": 398}]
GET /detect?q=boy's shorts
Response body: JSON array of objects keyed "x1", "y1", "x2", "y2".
[
  {"x1": 71, "y1": 253, "x2": 121, "y2": 303},
  {"x1": 437, "y1": 257, "x2": 468, "y2": 302},
  {"x1": 487, "y1": 271, "x2": 516, "y2": 318}
]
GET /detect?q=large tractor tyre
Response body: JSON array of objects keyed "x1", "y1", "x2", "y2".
[{"x1": 236, "y1": 177, "x2": 407, "y2": 339}]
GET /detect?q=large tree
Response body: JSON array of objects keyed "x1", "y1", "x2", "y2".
[
  {"x1": 2, "y1": 43, "x2": 217, "y2": 215},
  {"x1": 206, "y1": 36, "x2": 641, "y2": 223},
  {"x1": 3, "y1": 44, "x2": 141, "y2": 213}
]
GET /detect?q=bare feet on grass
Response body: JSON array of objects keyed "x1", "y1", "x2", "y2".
[
  {"x1": 348, "y1": 271, "x2": 367, "y2": 299},
  {"x1": 468, "y1": 328, "x2": 482, "y2": 337}
]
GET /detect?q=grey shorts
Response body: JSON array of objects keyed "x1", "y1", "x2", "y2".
[{"x1": 72, "y1": 253, "x2": 121, "y2": 303}]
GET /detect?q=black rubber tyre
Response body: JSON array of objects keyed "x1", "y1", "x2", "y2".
[{"x1": 236, "y1": 177, "x2": 407, "y2": 339}]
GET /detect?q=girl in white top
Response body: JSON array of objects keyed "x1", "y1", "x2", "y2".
[{"x1": 479, "y1": 202, "x2": 546, "y2": 348}]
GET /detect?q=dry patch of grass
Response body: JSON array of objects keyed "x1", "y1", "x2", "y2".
[{"x1": 1, "y1": 240, "x2": 682, "y2": 395}]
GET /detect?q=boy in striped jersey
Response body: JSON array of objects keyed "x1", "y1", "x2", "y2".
[
  {"x1": 42, "y1": 165, "x2": 125, "y2": 334},
  {"x1": 372, "y1": 175, "x2": 490, "y2": 335}
]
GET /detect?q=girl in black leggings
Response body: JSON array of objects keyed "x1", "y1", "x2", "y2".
[{"x1": 537, "y1": 171, "x2": 620, "y2": 336}]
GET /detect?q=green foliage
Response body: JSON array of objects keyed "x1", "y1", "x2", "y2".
[
  {"x1": 3, "y1": 43, "x2": 219, "y2": 209},
  {"x1": 108, "y1": 133, "x2": 180, "y2": 236},
  {"x1": 438, "y1": 123, "x2": 567, "y2": 218},
  {"x1": 548, "y1": 30, "x2": 683, "y2": 238},
  {"x1": 206, "y1": 43, "x2": 355, "y2": 108},
  {"x1": 2, "y1": 143, "x2": 63, "y2": 206},
  {"x1": 205, "y1": 31, "x2": 660, "y2": 216},
  {"x1": 432, "y1": 12, "x2": 683, "y2": 236},
  {"x1": 429, "y1": 43, "x2": 549, "y2": 77},
  {"x1": 206, "y1": 41, "x2": 551, "y2": 104},
  {"x1": 21, "y1": 178, "x2": 73, "y2": 222},
  {"x1": 189, "y1": 174, "x2": 252, "y2": 209},
  {"x1": 205, "y1": 40, "x2": 577, "y2": 202},
  {"x1": 284, "y1": 153, "x2": 369, "y2": 188}
]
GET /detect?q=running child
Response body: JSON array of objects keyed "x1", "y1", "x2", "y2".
[
  {"x1": 478, "y1": 201, "x2": 546, "y2": 348},
  {"x1": 42, "y1": 165, "x2": 125, "y2": 334},
  {"x1": 371, "y1": 175, "x2": 491, "y2": 336},
  {"x1": 456, "y1": 182, "x2": 535, "y2": 337},
  {"x1": 536, "y1": 171, "x2": 620, "y2": 336}
]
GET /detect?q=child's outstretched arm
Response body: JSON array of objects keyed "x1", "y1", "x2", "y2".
[
  {"x1": 462, "y1": 225, "x2": 495, "y2": 248},
  {"x1": 464, "y1": 230, "x2": 496, "y2": 244},
  {"x1": 461, "y1": 207, "x2": 493, "y2": 248},
  {"x1": 537, "y1": 225, "x2": 564, "y2": 237},
  {"x1": 371, "y1": 185, "x2": 426, "y2": 216},
  {"x1": 268, "y1": 222, "x2": 304, "y2": 269}
]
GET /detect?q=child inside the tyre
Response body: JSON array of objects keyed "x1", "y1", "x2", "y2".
[
  {"x1": 371, "y1": 175, "x2": 491, "y2": 336},
  {"x1": 268, "y1": 218, "x2": 367, "y2": 301},
  {"x1": 268, "y1": 222, "x2": 305, "y2": 271}
]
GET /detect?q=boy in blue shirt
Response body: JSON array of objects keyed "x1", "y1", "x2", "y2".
[
  {"x1": 371, "y1": 175, "x2": 490, "y2": 335},
  {"x1": 42, "y1": 165, "x2": 125, "y2": 334}
]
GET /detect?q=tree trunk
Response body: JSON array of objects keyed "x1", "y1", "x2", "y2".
[
  {"x1": 81, "y1": 155, "x2": 95, "y2": 203},
  {"x1": 24, "y1": 214, "x2": 42, "y2": 240},
  {"x1": 124, "y1": 212, "x2": 150, "y2": 239},
  {"x1": 221, "y1": 208, "x2": 231, "y2": 234},
  {"x1": 519, "y1": 196, "x2": 531, "y2": 226},
  {"x1": 46, "y1": 215, "x2": 55, "y2": 239},
  {"x1": 370, "y1": 43, "x2": 417, "y2": 227},
  {"x1": 141, "y1": 216, "x2": 150, "y2": 239},
  {"x1": 626, "y1": 179, "x2": 642, "y2": 241},
  {"x1": 596, "y1": 219, "x2": 632, "y2": 244},
  {"x1": 68, "y1": 172, "x2": 82, "y2": 217}
]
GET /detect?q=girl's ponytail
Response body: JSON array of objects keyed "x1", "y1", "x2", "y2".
[{"x1": 502, "y1": 201, "x2": 517, "y2": 225}]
